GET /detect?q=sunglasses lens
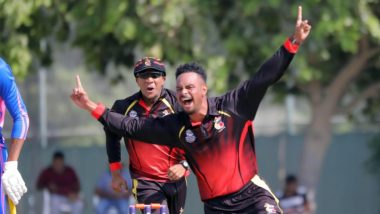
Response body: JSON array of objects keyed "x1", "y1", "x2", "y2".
[
  {"x1": 138, "y1": 73, "x2": 162, "y2": 79},
  {"x1": 151, "y1": 74, "x2": 160, "y2": 78}
]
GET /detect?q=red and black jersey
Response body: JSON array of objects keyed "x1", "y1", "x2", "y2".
[
  {"x1": 105, "y1": 89, "x2": 187, "y2": 182},
  {"x1": 97, "y1": 40, "x2": 298, "y2": 200}
]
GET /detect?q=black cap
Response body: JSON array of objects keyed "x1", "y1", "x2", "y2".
[{"x1": 133, "y1": 57, "x2": 166, "y2": 77}]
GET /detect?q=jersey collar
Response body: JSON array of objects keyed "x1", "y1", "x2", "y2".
[{"x1": 207, "y1": 98, "x2": 219, "y2": 116}]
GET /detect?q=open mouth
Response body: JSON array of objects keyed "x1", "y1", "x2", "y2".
[
  {"x1": 146, "y1": 86, "x2": 154, "y2": 92},
  {"x1": 181, "y1": 97, "x2": 193, "y2": 106}
]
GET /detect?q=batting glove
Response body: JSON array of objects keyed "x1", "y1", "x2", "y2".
[{"x1": 2, "y1": 161, "x2": 27, "y2": 205}]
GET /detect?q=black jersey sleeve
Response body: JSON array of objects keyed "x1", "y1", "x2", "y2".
[
  {"x1": 104, "y1": 100, "x2": 125, "y2": 164},
  {"x1": 100, "y1": 109, "x2": 179, "y2": 148},
  {"x1": 222, "y1": 45, "x2": 295, "y2": 120}
]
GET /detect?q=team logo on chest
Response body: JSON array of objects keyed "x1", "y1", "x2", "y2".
[
  {"x1": 185, "y1": 129, "x2": 196, "y2": 143},
  {"x1": 129, "y1": 110, "x2": 138, "y2": 118},
  {"x1": 264, "y1": 203, "x2": 277, "y2": 214},
  {"x1": 161, "y1": 110, "x2": 170, "y2": 117},
  {"x1": 213, "y1": 116, "x2": 225, "y2": 132}
]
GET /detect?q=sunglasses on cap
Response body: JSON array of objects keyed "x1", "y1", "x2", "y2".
[{"x1": 135, "y1": 72, "x2": 164, "y2": 79}]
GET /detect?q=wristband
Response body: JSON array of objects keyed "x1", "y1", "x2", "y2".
[
  {"x1": 91, "y1": 103, "x2": 106, "y2": 119},
  {"x1": 109, "y1": 162, "x2": 122, "y2": 171},
  {"x1": 284, "y1": 37, "x2": 300, "y2": 54}
]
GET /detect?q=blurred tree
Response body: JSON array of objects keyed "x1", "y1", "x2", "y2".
[
  {"x1": 64, "y1": 0, "x2": 200, "y2": 76},
  {"x1": 0, "y1": 0, "x2": 75, "y2": 78}
]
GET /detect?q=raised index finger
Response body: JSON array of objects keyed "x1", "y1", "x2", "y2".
[
  {"x1": 76, "y1": 75, "x2": 83, "y2": 89},
  {"x1": 297, "y1": 6, "x2": 302, "y2": 22}
]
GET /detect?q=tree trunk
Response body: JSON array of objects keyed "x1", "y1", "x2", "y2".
[{"x1": 299, "y1": 104, "x2": 333, "y2": 212}]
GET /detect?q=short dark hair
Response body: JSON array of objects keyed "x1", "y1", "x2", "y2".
[
  {"x1": 285, "y1": 174, "x2": 298, "y2": 184},
  {"x1": 175, "y1": 62, "x2": 207, "y2": 82},
  {"x1": 53, "y1": 151, "x2": 64, "y2": 160}
]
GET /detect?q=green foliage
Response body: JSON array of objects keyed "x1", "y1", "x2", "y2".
[
  {"x1": 0, "y1": 0, "x2": 34, "y2": 78},
  {"x1": 0, "y1": 0, "x2": 70, "y2": 78}
]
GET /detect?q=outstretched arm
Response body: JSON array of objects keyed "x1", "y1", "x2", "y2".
[
  {"x1": 225, "y1": 6, "x2": 311, "y2": 120},
  {"x1": 70, "y1": 75, "x2": 178, "y2": 147}
]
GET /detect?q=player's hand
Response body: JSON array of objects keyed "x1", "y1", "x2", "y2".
[
  {"x1": 168, "y1": 164, "x2": 186, "y2": 181},
  {"x1": 1, "y1": 161, "x2": 27, "y2": 205},
  {"x1": 293, "y1": 6, "x2": 311, "y2": 44},
  {"x1": 111, "y1": 171, "x2": 128, "y2": 192},
  {"x1": 70, "y1": 75, "x2": 97, "y2": 112}
]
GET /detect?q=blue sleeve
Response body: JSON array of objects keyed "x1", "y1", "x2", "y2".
[
  {"x1": 0, "y1": 59, "x2": 29, "y2": 139},
  {"x1": 96, "y1": 172, "x2": 109, "y2": 189}
]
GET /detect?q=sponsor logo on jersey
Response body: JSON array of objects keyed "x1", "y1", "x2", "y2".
[
  {"x1": 185, "y1": 129, "x2": 196, "y2": 143},
  {"x1": 264, "y1": 203, "x2": 277, "y2": 214},
  {"x1": 129, "y1": 110, "x2": 138, "y2": 118},
  {"x1": 214, "y1": 116, "x2": 225, "y2": 132}
]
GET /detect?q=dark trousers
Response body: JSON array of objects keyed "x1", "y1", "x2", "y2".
[
  {"x1": 133, "y1": 177, "x2": 187, "y2": 214},
  {"x1": 204, "y1": 176, "x2": 282, "y2": 214}
]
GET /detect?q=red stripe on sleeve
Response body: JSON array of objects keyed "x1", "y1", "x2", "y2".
[
  {"x1": 109, "y1": 162, "x2": 122, "y2": 171},
  {"x1": 91, "y1": 103, "x2": 106, "y2": 119},
  {"x1": 283, "y1": 38, "x2": 299, "y2": 54}
]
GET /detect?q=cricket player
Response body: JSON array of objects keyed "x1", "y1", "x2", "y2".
[
  {"x1": 0, "y1": 58, "x2": 29, "y2": 213},
  {"x1": 105, "y1": 57, "x2": 189, "y2": 214},
  {"x1": 71, "y1": 6, "x2": 310, "y2": 213}
]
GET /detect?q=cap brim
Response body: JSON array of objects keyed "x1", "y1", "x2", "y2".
[{"x1": 135, "y1": 67, "x2": 165, "y2": 74}]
